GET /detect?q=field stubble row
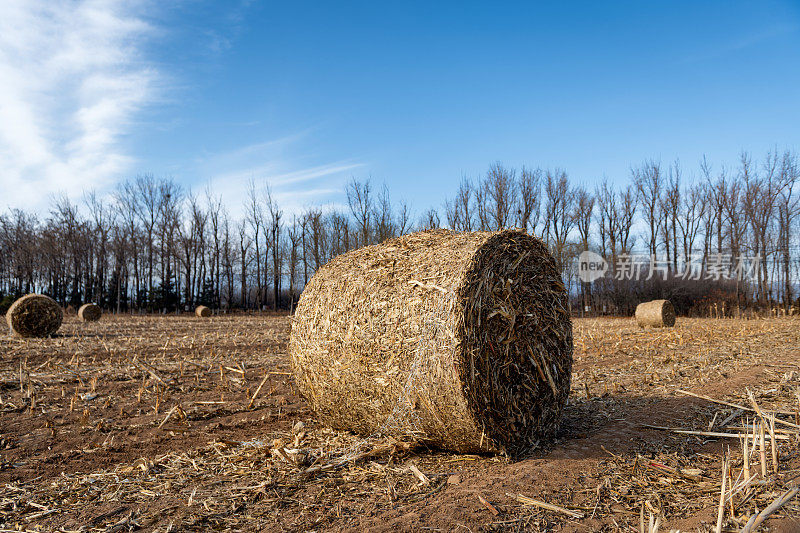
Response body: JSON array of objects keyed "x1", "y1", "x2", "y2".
[{"x1": 0, "y1": 315, "x2": 799, "y2": 531}]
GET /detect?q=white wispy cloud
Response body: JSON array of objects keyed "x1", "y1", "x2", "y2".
[
  {"x1": 0, "y1": 0, "x2": 159, "y2": 211},
  {"x1": 680, "y1": 23, "x2": 798, "y2": 64},
  {"x1": 0, "y1": 1, "x2": 365, "y2": 217},
  {"x1": 194, "y1": 136, "x2": 366, "y2": 219},
  {"x1": 213, "y1": 161, "x2": 365, "y2": 188}
]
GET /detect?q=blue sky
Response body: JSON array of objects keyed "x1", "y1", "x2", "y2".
[{"x1": 1, "y1": 1, "x2": 799, "y2": 217}]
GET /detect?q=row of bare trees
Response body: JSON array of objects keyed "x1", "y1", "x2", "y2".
[
  {"x1": 0, "y1": 174, "x2": 415, "y2": 313},
  {"x1": 1, "y1": 149, "x2": 798, "y2": 315}
]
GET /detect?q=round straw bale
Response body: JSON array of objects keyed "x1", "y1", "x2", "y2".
[
  {"x1": 6, "y1": 294, "x2": 63, "y2": 338},
  {"x1": 290, "y1": 229, "x2": 573, "y2": 454},
  {"x1": 635, "y1": 299, "x2": 676, "y2": 328},
  {"x1": 78, "y1": 303, "x2": 102, "y2": 322},
  {"x1": 195, "y1": 305, "x2": 211, "y2": 318}
]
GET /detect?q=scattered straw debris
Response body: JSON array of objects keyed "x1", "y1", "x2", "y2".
[{"x1": 1, "y1": 314, "x2": 799, "y2": 531}]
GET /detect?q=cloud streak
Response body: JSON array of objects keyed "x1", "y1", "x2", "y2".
[
  {"x1": 680, "y1": 23, "x2": 798, "y2": 64},
  {"x1": 214, "y1": 161, "x2": 365, "y2": 188},
  {"x1": 0, "y1": 0, "x2": 159, "y2": 211},
  {"x1": 193, "y1": 136, "x2": 366, "y2": 218}
]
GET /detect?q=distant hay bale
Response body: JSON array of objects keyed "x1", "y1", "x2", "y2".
[
  {"x1": 290, "y1": 229, "x2": 573, "y2": 454},
  {"x1": 78, "y1": 303, "x2": 102, "y2": 322},
  {"x1": 635, "y1": 299, "x2": 676, "y2": 328},
  {"x1": 195, "y1": 305, "x2": 211, "y2": 318},
  {"x1": 6, "y1": 294, "x2": 63, "y2": 338}
]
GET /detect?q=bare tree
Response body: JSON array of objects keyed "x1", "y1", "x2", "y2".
[
  {"x1": 157, "y1": 180, "x2": 182, "y2": 311},
  {"x1": 237, "y1": 220, "x2": 252, "y2": 308},
  {"x1": 306, "y1": 208, "x2": 327, "y2": 271},
  {"x1": 778, "y1": 151, "x2": 799, "y2": 309},
  {"x1": 516, "y1": 166, "x2": 542, "y2": 234},
  {"x1": 347, "y1": 178, "x2": 372, "y2": 247},
  {"x1": 220, "y1": 213, "x2": 235, "y2": 309},
  {"x1": 595, "y1": 179, "x2": 616, "y2": 261},
  {"x1": 542, "y1": 169, "x2": 576, "y2": 272},
  {"x1": 286, "y1": 215, "x2": 302, "y2": 311},
  {"x1": 617, "y1": 185, "x2": 637, "y2": 255},
  {"x1": 266, "y1": 187, "x2": 283, "y2": 310},
  {"x1": 445, "y1": 176, "x2": 474, "y2": 231},
  {"x1": 373, "y1": 184, "x2": 396, "y2": 243},
  {"x1": 328, "y1": 211, "x2": 350, "y2": 257},
  {"x1": 115, "y1": 180, "x2": 142, "y2": 308},
  {"x1": 574, "y1": 186, "x2": 595, "y2": 314},
  {"x1": 84, "y1": 191, "x2": 114, "y2": 305},
  {"x1": 246, "y1": 180, "x2": 264, "y2": 309},
  {"x1": 574, "y1": 186, "x2": 594, "y2": 250},
  {"x1": 662, "y1": 161, "x2": 681, "y2": 271},
  {"x1": 481, "y1": 162, "x2": 515, "y2": 230},
  {"x1": 206, "y1": 189, "x2": 223, "y2": 309},
  {"x1": 396, "y1": 200, "x2": 411, "y2": 235},
  {"x1": 133, "y1": 174, "x2": 161, "y2": 309},
  {"x1": 633, "y1": 160, "x2": 663, "y2": 258},
  {"x1": 677, "y1": 182, "x2": 706, "y2": 265},
  {"x1": 744, "y1": 151, "x2": 782, "y2": 305},
  {"x1": 419, "y1": 208, "x2": 440, "y2": 230}
]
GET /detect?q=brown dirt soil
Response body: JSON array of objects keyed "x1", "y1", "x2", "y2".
[{"x1": 1, "y1": 315, "x2": 800, "y2": 532}]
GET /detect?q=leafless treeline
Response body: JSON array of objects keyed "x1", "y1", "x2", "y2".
[{"x1": 1, "y1": 149, "x2": 798, "y2": 315}]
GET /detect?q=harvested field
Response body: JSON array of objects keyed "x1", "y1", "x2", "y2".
[{"x1": 1, "y1": 314, "x2": 800, "y2": 532}]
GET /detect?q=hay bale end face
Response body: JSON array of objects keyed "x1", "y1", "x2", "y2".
[
  {"x1": 290, "y1": 229, "x2": 573, "y2": 454},
  {"x1": 635, "y1": 299, "x2": 676, "y2": 328},
  {"x1": 195, "y1": 305, "x2": 211, "y2": 318},
  {"x1": 77, "y1": 303, "x2": 102, "y2": 322},
  {"x1": 6, "y1": 294, "x2": 63, "y2": 338}
]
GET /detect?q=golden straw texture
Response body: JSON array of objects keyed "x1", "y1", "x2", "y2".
[
  {"x1": 290, "y1": 229, "x2": 573, "y2": 454},
  {"x1": 635, "y1": 299, "x2": 676, "y2": 328}
]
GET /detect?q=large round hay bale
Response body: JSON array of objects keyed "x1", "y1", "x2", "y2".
[
  {"x1": 77, "y1": 303, "x2": 102, "y2": 322},
  {"x1": 195, "y1": 305, "x2": 211, "y2": 318},
  {"x1": 290, "y1": 229, "x2": 573, "y2": 454},
  {"x1": 6, "y1": 294, "x2": 63, "y2": 338},
  {"x1": 635, "y1": 299, "x2": 676, "y2": 328}
]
